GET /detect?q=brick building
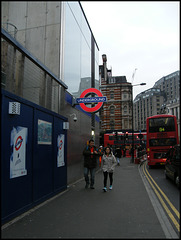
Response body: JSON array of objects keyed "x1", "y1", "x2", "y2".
[{"x1": 99, "y1": 55, "x2": 132, "y2": 137}]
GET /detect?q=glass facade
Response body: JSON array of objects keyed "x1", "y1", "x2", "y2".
[
  {"x1": 94, "y1": 42, "x2": 99, "y2": 83},
  {"x1": 63, "y1": 2, "x2": 99, "y2": 97}
]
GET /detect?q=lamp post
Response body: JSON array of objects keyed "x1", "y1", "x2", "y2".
[
  {"x1": 102, "y1": 54, "x2": 107, "y2": 83},
  {"x1": 131, "y1": 83, "x2": 146, "y2": 163}
]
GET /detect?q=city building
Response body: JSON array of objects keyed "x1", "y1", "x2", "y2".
[
  {"x1": 99, "y1": 54, "x2": 133, "y2": 139},
  {"x1": 133, "y1": 88, "x2": 165, "y2": 131},
  {"x1": 1, "y1": 1, "x2": 100, "y2": 223},
  {"x1": 154, "y1": 70, "x2": 180, "y2": 140},
  {"x1": 167, "y1": 101, "x2": 180, "y2": 141},
  {"x1": 133, "y1": 70, "x2": 180, "y2": 140},
  {"x1": 1, "y1": 1, "x2": 100, "y2": 181},
  {"x1": 153, "y1": 71, "x2": 180, "y2": 104}
]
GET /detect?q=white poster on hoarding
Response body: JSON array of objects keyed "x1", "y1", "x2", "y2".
[
  {"x1": 10, "y1": 127, "x2": 28, "y2": 179},
  {"x1": 57, "y1": 134, "x2": 65, "y2": 167}
]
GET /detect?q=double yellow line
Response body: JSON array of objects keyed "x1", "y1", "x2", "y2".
[{"x1": 142, "y1": 161, "x2": 180, "y2": 232}]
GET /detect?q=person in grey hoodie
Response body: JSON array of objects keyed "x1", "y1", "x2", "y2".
[{"x1": 101, "y1": 146, "x2": 117, "y2": 192}]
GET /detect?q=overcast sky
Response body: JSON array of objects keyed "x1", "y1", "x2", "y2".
[{"x1": 80, "y1": 1, "x2": 180, "y2": 99}]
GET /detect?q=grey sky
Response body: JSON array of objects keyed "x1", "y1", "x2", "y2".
[{"x1": 80, "y1": 1, "x2": 179, "y2": 99}]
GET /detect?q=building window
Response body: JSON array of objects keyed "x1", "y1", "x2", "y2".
[
  {"x1": 109, "y1": 77, "x2": 115, "y2": 84},
  {"x1": 64, "y1": 2, "x2": 93, "y2": 96},
  {"x1": 110, "y1": 105, "x2": 115, "y2": 115},
  {"x1": 110, "y1": 91, "x2": 114, "y2": 99},
  {"x1": 176, "y1": 107, "x2": 178, "y2": 119},
  {"x1": 123, "y1": 105, "x2": 127, "y2": 114},
  {"x1": 110, "y1": 119, "x2": 115, "y2": 130},
  {"x1": 123, "y1": 94, "x2": 127, "y2": 99},
  {"x1": 124, "y1": 119, "x2": 128, "y2": 129}
]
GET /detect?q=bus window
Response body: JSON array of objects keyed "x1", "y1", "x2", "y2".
[
  {"x1": 149, "y1": 117, "x2": 175, "y2": 133},
  {"x1": 149, "y1": 138, "x2": 177, "y2": 147}
]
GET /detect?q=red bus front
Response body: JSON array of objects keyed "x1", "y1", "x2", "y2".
[
  {"x1": 146, "y1": 114, "x2": 179, "y2": 166},
  {"x1": 104, "y1": 133, "x2": 115, "y2": 147}
]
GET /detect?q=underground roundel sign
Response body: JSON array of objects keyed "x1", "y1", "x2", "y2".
[
  {"x1": 59, "y1": 140, "x2": 63, "y2": 150},
  {"x1": 76, "y1": 88, "x2": 107, "y2": 113},
  {"x1": 15, "y1": 136, "x2": 23, "y2": 151}
]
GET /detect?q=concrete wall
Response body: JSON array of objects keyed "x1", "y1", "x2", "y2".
[
  {"x1": 61, "y1": 93, "x2": 100, "y2": 184},
  {"x1": 1, "y1": 1, "x2": 61, "y2": 78}
]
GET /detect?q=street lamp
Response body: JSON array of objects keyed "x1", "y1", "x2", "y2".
[
  {"x1": 102, "y1": 54, "x2": 107, "y2": 82},
  {"x1": 131, "y1": 82, "x2": 146, "y2": 163}
]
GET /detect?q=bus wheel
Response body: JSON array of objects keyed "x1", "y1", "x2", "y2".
[
  {"x1": 175, "y1": 175, "x2": 179, "y2": 189},
  {"x1": 165, "y1": 170, "x2": 169, "y2": 179}
]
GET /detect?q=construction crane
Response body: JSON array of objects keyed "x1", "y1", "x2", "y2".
[{"x1": 132, "y1": 68, "x2": 137, "y2": 84}]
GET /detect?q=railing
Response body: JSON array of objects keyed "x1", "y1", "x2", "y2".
[
  {"x1": 1, "y1": 22, "x2": 18, "y2": 39},
  {"x1": 135, "y1": 149, "x2": 147, "y2": 164}
]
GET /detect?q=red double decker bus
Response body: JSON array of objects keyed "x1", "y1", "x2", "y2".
[
  {"x1": 146, "y1": 114, "x2": 179, "y2": 167},
  {"x1": 104, "y1": 132, "x2": 147, "y2": 150}
]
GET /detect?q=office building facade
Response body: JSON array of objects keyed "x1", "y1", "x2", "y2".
[
  {"x1": 133, "y1": 71, "x2": 180, "y2": 140},
  {"x1": 153, "y1": 71, "x2": 180, "y2": 104},
  {"x1": 133, "y1": 88, "x2": 165, "y2": 131},
  {"x1": 154, "y1": 71, "x2": 180, "y2": 140}
]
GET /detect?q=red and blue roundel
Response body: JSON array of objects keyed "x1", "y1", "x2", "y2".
[
  {"x1": 78, "y1": 88, "x2": 106, "y2": 113},
  {"x1": 15, "y1": 136, "x2": 23, "y2": 151}
]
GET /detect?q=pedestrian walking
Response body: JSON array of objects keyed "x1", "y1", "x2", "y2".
[
  {"x1": 101, "y1": 146, "x2": 117, "y2": 192},
  {"x1": 83, "y1": 139, "x2": 99, "y2": 189},
  {"x1": 115, "y1": 146, "x2": 122, "y2": 165},
  {"x1": 107, "y1": 143, "x2": 113, "y2": 153},
  {"x1": 98, "y1": 145, "x2": 104, "y2": 167},
  {"x1": 123, "y1": 146, "x2": 126, "y2": 157}
]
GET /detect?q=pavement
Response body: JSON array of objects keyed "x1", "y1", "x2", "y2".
[{"x1": 1, "y1": 157, "x2": 172, "y2": 239}]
